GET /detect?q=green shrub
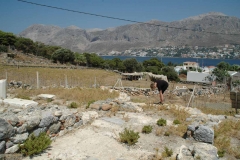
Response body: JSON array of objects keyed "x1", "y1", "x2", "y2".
[
  {"x1": 19, "y1": 132, "x2": 51, "y2": 156},
  {"x1": 68, "y1": 102, "x2": 78, "y2": 108},
  {"x1": 217, "y1": 150, "x2": 225, "y2": 158},
  {"x1": 162, "y1": 146, "x2": 173, "y2": 158},
  {"x1": 157, "y1": 118, "x2": 166, "y2": 126},
  {"x1": 164, "y1": 131, "x2": 170, "y2": 136},
  {"x1": 142, "y1": 125, "x2": 153, "y2": 134},
  {"x1": 86, "y1": 100, "x2": 95, "y2": 109},
  {"x1": 173, "y1": 119, "x2": 181, "y2": 125},
  {"x1": 119, "y1": 128, "x2": 140, "y2": 145},
  {"x1": 47, "y1": 98, "x2": 53, "y2": 103}
]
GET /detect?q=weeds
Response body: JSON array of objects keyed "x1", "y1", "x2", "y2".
[
  {"x1": 86, "y1": 100, "x2": 95, "y2": 109},
  {"x1": 173, "y1": 119, "x2": 181, "y2": 125},
  {"x1": 68, "y1": 102, "x2": 78, "y2": 108},
  {"x1": 161, "y1": 146, "x2": 173, "y2": 158}
]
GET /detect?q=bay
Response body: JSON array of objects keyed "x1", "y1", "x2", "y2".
[{"x1": 101, "y1": 56, "x2": 240, "y2": 67}]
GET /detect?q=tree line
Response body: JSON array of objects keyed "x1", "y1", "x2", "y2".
[{"x1": 1, "y1": 30, "x2": 239, "y2": 83}]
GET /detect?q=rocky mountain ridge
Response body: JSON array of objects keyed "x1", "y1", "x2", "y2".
[{"x1": 19, "y1": 12, "x2": 240, "y2": 54}]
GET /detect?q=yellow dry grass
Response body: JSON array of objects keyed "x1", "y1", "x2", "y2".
[{"x1": 214, "y1": 119, "x2": 240, "y2": 158}]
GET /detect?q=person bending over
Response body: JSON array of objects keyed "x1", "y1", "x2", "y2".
[{"x1": 150, "y1": 79, "x2": 169, "y2": 104}]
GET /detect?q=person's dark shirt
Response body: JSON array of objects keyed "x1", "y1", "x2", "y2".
[{"x1": 155, "y1": 79, "x2": 169, "y2": 93}]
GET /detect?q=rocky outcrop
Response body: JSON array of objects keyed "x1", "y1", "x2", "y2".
[{"x1": 176, "y1": 143, "x2": 218, "y2": 160}]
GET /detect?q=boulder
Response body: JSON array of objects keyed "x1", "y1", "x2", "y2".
[
  {"x1": 5, "y1": 144, "x2": 19, "y2": 154},
  {"x1": 0, "y1": 141, "x2": 5, "y2": 154},
  {"x1": 193, "y1": 125, "x2": 214, "y2": 144},
  {"x1": 64, "y1": 115, "x2": 76, "y2": 128},
  {"x1": 33, "y1": 127, "x2": 47, "y2": 137},
  {"x1": 89, "y1": 104, "x2": 101, "y2": 110},
  {"x1": 5, "y1": 116, "x2": 19, "y2": 126},
  {"x1": 176, "y1": 143, "x2": 218, "y2": 160},
  {"x1": 6, "y1": 141, "x2": 14, "y2": 149},
  {"x1": 26, "y1": 116, "x2": 41, "y2": 131},
  {"x1": 49, "y1": 122, "x2": 61, "y2": 134},
  {"x1": 17, "y1": 123, "x2": 27, "y2": 134},
  {"x1": 39, "y1": 115, "x2": 56, "y2": 128},
  {"x1": 10, "y1": 133, "x2": 29, "y2": 144},
  {"x1": 101, "y1": 104, "x2": 112, "y2": 111},
  {"x1": 191, "y1": 143, "x2": 218, "y2": 160},
  {"x1": 0, "y1": 118, "x2": 15, "y2": 140}
]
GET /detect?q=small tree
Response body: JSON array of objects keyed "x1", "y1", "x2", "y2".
[{"x1": 52, "y1": 48, "x2": 74, "y2": 64}]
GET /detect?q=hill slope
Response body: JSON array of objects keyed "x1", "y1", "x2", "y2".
[{"x1": 19, "y1": 12, "x2": 240, "y2": 54}]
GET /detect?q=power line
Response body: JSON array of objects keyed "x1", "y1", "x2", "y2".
[{"x1": 17, "y1": 0, "x2": 240, "y2": 36}]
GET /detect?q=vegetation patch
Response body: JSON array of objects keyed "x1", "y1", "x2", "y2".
[
  {"x1": 19, "y1": 132, "x2": 51, "y2": 157},
  {"x1": 157, "y1": 118, "x2": 166, "y2": 126},
  {"x1": 142, "y1": 125, "x2": 153, "y2": 134},
  {"x1": 68, "y1": 102, "x2": 78, "y2": 108},
  {"x1": 173, "y1": 119, "x2": 181, "y2": 125},
  {"x1": 86, "y1": 100, "x2": 95, "y2": 109},
  {"x1": 119, "y1": 128, "x2": 140, "y2": 145},
  {"x1": 161, "y1": 146, "x2": 173, "y2": 158}
]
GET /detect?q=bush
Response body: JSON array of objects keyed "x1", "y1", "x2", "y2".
[
  {"x1": 162, "y1": 146, "x2": 173, "y2": 158},
  {"x1": 0, "y1": 45, "x2": 8, "y2": 52},
  {"x1": 157, "y1": 118, "x2": 166, "y2": 126},
  {"x1": 173, "y1": 119, "x2": 181, "y2": 125},
  {"x1": 217, "y1": 150, "x2": 225, "y2": 158},
  {"x1": 68, "y1": 102, "x2": 78, "y2": 108},
  {"x1": 119, "y1": 128, "x2": 140, "y2": 145},
  {"x1": 19, "y1": 132, "x2": 51, "y2": 156},
  {"x1": 142, "y1": 125, "x2": 153, "y2": 134}
]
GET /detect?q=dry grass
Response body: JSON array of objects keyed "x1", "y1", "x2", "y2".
[
  {"x1": 10, "y1": 87, "x2": 119, "y2": 107},
  {"x1": 0, "y1": 65, "x2": 120, "y2": 88},
  {"x1": 214, "y1": 119, "x2": 240, "y2": 158},
  {"x1": 196, "y1": 106, "x2": 236, "y2": 116}
]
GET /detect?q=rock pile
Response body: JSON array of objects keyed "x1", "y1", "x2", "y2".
[
  {"x1": 8, "y1": 80, "x2": 31, "y2": 89},
  {"x1": 113, "y1": 87, "x2": 151, "y2": 96}
]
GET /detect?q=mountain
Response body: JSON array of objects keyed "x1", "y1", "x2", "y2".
[{"x1": 19, "y1": 12, "x2": 240, "y2": 54}]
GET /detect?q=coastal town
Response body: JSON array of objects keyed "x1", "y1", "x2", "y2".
[{"x1": 102, "y1": 44, "x2": 240, "y2": 59}]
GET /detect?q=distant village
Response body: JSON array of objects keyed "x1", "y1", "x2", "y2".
[{"x1": 101, "y1": 44, "x2": 240, "y2": 59}]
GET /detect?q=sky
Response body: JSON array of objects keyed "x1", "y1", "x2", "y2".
[{"x1": 1, "y1": 0, "x2": 240, "y2": 34}]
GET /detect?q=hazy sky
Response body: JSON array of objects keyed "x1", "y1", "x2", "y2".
[{"x1": 1, "y1": 0, "x2": 240, "y2": 34}]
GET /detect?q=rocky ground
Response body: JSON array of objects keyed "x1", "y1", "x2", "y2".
[{"x1": 1, "y1": 90, "x2": 239, "y2": 160}]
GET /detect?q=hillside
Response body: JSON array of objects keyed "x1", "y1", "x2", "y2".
[{"x1": 19, "y1": 12, "x2": 240, "y2": 54}]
